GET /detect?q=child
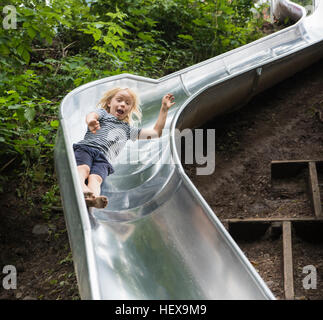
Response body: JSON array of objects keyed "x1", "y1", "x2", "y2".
[{"x1": 73, "y1": 87, "x2": 175, "y2": 208}]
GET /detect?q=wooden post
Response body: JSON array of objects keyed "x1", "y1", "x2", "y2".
[
  {"x1": 308, "y1": 161, "x2": 322, "y2": 218},
  {"x1": 282, "y1": 221, "x2": 294, "y2": 300}
]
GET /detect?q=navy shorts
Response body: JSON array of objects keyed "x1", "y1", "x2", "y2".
[{"x1": 73, "y1": 144, "x2": 114, "y2": 181}]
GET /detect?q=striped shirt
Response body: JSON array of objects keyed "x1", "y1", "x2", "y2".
[{"x1": 77, "y1": 108, "x2": 141, "y2": 161}]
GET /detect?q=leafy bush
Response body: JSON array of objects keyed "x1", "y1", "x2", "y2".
[{"x1": 0, "y1": 0, "x2": 268, "y2": 210}]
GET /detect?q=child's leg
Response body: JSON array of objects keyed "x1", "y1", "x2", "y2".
[
  {"x1": 77, "y1": 169, "x2": 107, "y2": 208},
  {"x1": 74, "y1": 144, "x2": 95, "y2": 198},
  {"x1": 87, "y1": 174, "x2": 108, "y2": 208},
  {"x1": 77, "y1": 164, "x2": 93, "y2": 195},
  {"x1": 87, "y1": 173, "x2": 102, "y2": 197},
  {"x1": 74, "y1": 144, "x2": 107, "y2": 208}
]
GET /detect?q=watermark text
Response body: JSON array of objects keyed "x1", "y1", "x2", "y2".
[
  {"x1": 302, "y1": 265, "x2": 317, "y2": 290},
  {"x1": 2, "y1": 265, "x2": 17, "y2": 290},
  {"x1": 2, "y1": 5, "x2": 17, "y2": 30}
]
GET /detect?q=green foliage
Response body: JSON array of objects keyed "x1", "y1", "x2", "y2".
[
  {"x1": 42, "y1": 184, "x2": 61, "y2": 219},
  {"x1": 0, "y1": 0, "x2": 269, "y2": 208}
]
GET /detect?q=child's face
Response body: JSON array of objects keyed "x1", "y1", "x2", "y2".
[{"x1": 108, "y1": 90, "x2": 134, "y2": 121}]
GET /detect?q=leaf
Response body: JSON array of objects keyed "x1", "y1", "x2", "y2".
[
  {"x1": 24, "y1": 108, "x2": 36, "y2": 122},
  {"x1": 17, "y1": 44, "x2": 31, "y2": 64},
  {"x1": 192, "y1": 19, "x2": 207, "y2": 27},
  {"x1": 21, "y1": 7, "x2": 35, "y2": 17},
  {"x1": 29, "y1": 127, "x2": 41, "y2": 134},
  {"x1": 0, "y1": 44, "x2": 10, "y2": 55},
  {"x1": 178, "y1": 34, "x2": 194, "y2": 41},
  {"x1": 17, "y1": 44, "x2": 24, "y2": 56},
  {"x1": 38, "y1": 135, "x2": 46, "y2": 143},
  {"x1": 27, "y1": 138, "x2": 37, "y2": 145},
  {"x1": 45, "y1": 35, "x2": 53, "y2": 45},
  {"x1": 27, "y1": 27, "x2": 37, "y2": 40},
  {"x1": 23, "y1": 50, "x2": 30, "y2": 64},
  {"x1": 8, "y1": 104, "x2": 23, "y2": 110},
  {"x1": 14, "y1": 138, "x2": 37, "y2": 146},
  {"x1": 93, "y1": 29, "x2": 102, "y2": 41},
  {"x1": 73, "y1": 78, "x2": 83, "y2": 86},
  {"x1": 106, "y1": 10, "x2": 127, "y2": 21},
  {"x1": 14, "y1": 109, "x2": 25, "y2": 122},
  {"x1": 94, "y1": 23, "x2": 104, "y2": 29},
  {"x1": 103, "y1": 35, "x2": 111, "y2": 45},
  {"x1": 144, "y1": 18, "x2": 157, "y2": 27},
  {"x1": 124, "y1": 21, "x2": 139, "y2": 31},
  {"x1": 103, "y1": 34, "x2": 125, "y2": 48},
  {"x1": 50, "y1": 120, "x2": 59, "y2": 128},
  {"x1": 137, "y1": 32, "x2": 154, "y2": 42}
]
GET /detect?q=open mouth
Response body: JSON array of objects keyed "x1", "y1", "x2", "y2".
[{"x1": 116, "y1": 109, "x2": 124, "y2": 116}]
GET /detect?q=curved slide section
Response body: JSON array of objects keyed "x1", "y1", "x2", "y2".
[{"x1": 54, "y1": 0, "x2": 323, "y2": 299}]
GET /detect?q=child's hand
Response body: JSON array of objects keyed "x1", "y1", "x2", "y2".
[
  {"x1": 88, "y1": 119, "x2": 100, "y2": 134},
  {"x1": 162, "y1": 93, "x2": 175, "y2": 111}
]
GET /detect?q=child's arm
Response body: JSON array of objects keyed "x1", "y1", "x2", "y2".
[
  {"x1": 138, "y1": 93, "x2": 175, "y2": 139},
  {"x1": 86, "y1": 112, "x2": 100, "y2": 134}
]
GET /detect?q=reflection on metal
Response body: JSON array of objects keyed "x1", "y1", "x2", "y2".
[{"x1": 54, "y1": 0, "x2": 323, "y2": 299}]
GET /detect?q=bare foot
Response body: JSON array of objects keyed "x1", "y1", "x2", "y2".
[
  {"x1": 85, "y1": 195, "x2": 108, "y2": 208},
  {"x1": 83, "y1": 192, "x2": 95, "y2": 200},
  {"x1": 95, "y1": 196, "x2": 108, "y2": 208}
]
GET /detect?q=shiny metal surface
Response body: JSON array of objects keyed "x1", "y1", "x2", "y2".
[{"x1": 54, "y1": 0, "x2": 323, "y2": 299}]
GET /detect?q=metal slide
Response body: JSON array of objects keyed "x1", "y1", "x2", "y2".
[{"x1": 54, "y1": 0, "x2": 323, "y2": 299}]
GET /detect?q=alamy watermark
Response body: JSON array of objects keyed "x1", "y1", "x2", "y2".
[
  {"x1": 2, "y1": 5, "x2": 17, "y2": 30},
  {"x1": 2, "y1": 265, "x2": 17, "y2": 290},
  {"x1": 108, "y1": 128, "x2": 216, "y2": 175},
  {"x1": 302, "y1": 265, "x2": 317, "y2": 290}
]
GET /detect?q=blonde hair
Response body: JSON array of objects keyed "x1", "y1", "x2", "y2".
[{"x1": 97, "y1": 87, "x2": 142, "y2": 125}]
